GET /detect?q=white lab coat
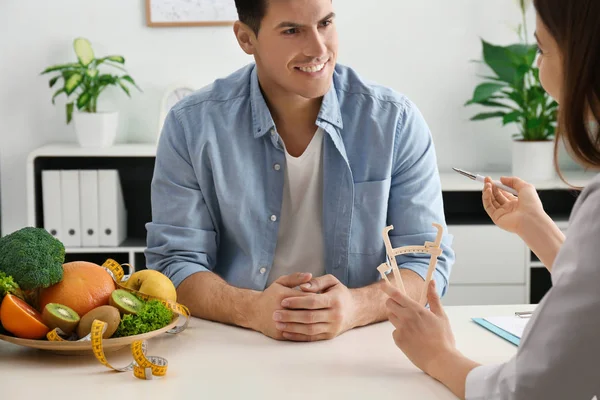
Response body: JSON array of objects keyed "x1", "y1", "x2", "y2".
[{"x1": 465, "y1": 172, "x2": 600, "y2": 399}]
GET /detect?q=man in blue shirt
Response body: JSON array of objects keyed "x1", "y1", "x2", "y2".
[{"x1": 145, "y1": 0, "x2": 455, "y2": 342}]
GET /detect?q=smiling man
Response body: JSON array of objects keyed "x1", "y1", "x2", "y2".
[{"x1": 145, "y1": 0, "x2": 455, "y2": 342}]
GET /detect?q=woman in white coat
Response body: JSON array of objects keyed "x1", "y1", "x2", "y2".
[{"x1": 382, "y1": 0, "x2": 600, "y2": 398}]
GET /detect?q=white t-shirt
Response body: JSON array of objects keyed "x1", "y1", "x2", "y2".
[{"x1": 266, "y1": 127, "x2": 326, "y2": 287}]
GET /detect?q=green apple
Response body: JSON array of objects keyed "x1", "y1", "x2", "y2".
[{"x1": 125, "y1": 270, "x2": 177, "y2": 302}]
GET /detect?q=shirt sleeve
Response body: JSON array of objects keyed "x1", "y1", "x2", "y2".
[
  {"x1": 144, "y1": 109, "x2": 218, "y2": 288},
  {"x1": 465, "y1": 176, "x2": 600, "y2": 400},
  {"x1": 387, "y1": 97, "x2": 455, "y2": 297}
]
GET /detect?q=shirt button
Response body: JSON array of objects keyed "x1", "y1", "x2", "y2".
[
  {"x1": 273, "y1": 163, "x2": 281, "y2": 171},
  {"x1": 270, "y1": 215, "x2": 277, "y2": 222},
  {"x1": 270, "y1": 129, "x2": 276, "y2": 136},
  {"x1": 259, "y1": 267, "x2": 267, "y2": 274}
]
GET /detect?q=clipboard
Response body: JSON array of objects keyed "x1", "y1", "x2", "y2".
[{"x1": 472, "y1": 317, "x2": 523, "y2": 346}]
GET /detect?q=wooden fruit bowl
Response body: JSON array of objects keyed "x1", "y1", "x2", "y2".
[{"x1": 0, "y1": 315, "x2": 179, "y2": 356}]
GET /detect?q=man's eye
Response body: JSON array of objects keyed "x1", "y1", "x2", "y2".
[
  {"x1": 283, "y1": 28, "x2": 297, "y2": 35},
  {"x1": 320, "y1": 20, "x2": 332, "y2": 27}
]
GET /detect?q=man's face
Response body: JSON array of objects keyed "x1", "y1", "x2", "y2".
[{"x1": 252, "y1": 0, "x2": 338, "y2": 100}]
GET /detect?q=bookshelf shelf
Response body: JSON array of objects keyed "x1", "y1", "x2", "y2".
[
  {"x1": 64, "y1": 237, "x2": 147, "y2": 254},
  {"x1": 27, "y1": 144, "x2": 156, "y2": 271}
]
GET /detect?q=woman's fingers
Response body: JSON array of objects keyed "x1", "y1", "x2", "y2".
[
  {"x1": 388, "y1": 313, "x2": 403, "y2": 330},
  {"x1": 500, "y1": 176, "x2": 529, "y2": 192},
  {"x1": 482, "y1": 182, "x2": 497, "y2": 216},
  {"x1": 492, "y1": 183, "x2": 508, "y2": 205},
  {"x1": 381, "y1": 281, "x2": 420, "y2": 310}
]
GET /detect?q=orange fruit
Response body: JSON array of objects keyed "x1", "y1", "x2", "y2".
[
  {"x1": 38, "y1": 261, "x2": 116, "y2": 317},
  {"x1": 1, "y1": 294, "x2": 50, "y2": 339}
]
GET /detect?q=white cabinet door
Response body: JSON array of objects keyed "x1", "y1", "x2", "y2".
[
  {"x1": 441, "y1": 284, "x2": 526, "y2": 306},
  {"x1": 448, "y1": 225, "x2": 527, "y2": 285}
]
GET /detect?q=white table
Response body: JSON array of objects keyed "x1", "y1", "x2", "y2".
[{"x1": 0, "y1": 304, "x2": 535, "y2": 399}]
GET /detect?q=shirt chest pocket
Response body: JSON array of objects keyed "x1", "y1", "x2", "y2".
[{"x1": 349, "y1": 178, "x2": 391, "y2": 255}]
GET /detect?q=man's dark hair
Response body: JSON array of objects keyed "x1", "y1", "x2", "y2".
[{"x1": 234, "y1": 0, "x2": 268, "y2": 35}]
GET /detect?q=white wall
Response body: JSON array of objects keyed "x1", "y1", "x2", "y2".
[{"x1": 0, "y1": 0, "x2": 572, "y2": 236}]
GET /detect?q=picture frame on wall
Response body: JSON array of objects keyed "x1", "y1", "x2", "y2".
[{"x1": 145, "y1": 0, "x2": 238, "y2": 27}]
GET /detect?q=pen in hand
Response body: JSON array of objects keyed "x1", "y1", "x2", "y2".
[{"x1": 452, "y1": 168, "x2": 519, "y2": 196}]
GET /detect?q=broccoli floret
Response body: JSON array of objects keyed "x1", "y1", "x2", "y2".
[{"x1": 0, "y1": 227, "x2": 65, "y2": 291}]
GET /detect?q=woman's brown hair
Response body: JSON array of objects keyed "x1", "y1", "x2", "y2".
[{"x1": 533, "y1": 0, "x2": 600, "y2": 181}]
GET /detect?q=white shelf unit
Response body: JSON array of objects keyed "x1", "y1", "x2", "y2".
[
  {"x1": 26, "y1": 143, "x2": 156, "y2": 270},
  {"x1": 440, "y1": 169, "x2": 594, "y2": 306}
]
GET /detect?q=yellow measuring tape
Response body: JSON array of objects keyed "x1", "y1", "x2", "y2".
[{"x1": 46, "y1": 259, "x2": 190, "y2": 380}]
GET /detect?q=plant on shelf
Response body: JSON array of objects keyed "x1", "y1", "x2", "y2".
[
  {"x1": 40, "y1": 38, "x2": 141, "y2": 148},
  {"x1": 41, "y1": 37, "x2": 141, "y2": 124},
  {"x1": 465, "y1": 0, "x2": 559, "y2": 180}
]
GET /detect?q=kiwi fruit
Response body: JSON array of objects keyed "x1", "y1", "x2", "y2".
[
  {"x1": 77, "y1": 305, "x2": 121, "y2": 339},
  {"x1": 42, "y1": 303, "x2": 80, "y2": 335},
  {"x1": 109, "y1": 289, "x2": 145, "y2": 316}
]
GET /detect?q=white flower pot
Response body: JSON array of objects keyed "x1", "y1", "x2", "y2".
[
  {"x1": 73, "y1": 111, "x2": 119, "y2": 148},
  {"x1": 511, "y1": 139, "x2": 557, "y2": 182}
]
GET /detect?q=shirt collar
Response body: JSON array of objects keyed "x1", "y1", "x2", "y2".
[{"x1": 250, "y1": 64, "x2": 344, "y2": 139}]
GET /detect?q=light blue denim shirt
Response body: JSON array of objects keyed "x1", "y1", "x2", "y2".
[{"x1": 145, "y1": 63, "x2": 455, "y2": 296}]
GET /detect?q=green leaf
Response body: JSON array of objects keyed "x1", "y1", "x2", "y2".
[
  {"x1": 516, "y1": 65, "x2": 532, "y2": 85},
  {"x1": 504, "y1": 90, "x2": 525, "y2": 108},
  {"x1": 64, "y1": 73, "x2": 83, "y2": 95},
  {"x1": 120, "y1": 75, "x2": 142, "y2": 91},
  {"x1": 469, "y1": 83, "x2": 506, "y2": 104},
  {"x1": 40, "y1": 63, "x2": 80, "y2": 74},
  {"x1": 96, "y1": 56, "x2": 127, "y2": 71},
  {"x1": 73, "y1": 38, "x2": 95, "y2": 66},
  {"x1": 76, "y1": 92, "x2": 91, "y2": 109},
  {"x1": 86, "y1": 69, "x2": 99, "y2": 78},
  {"x1": 120, "y1": 75, "x2": 136, "y2": 86},
  {"x1": 505, "y1": 44, "x2": 533, "y2": 58},
  {"x1": 105, "y1": 55, "x2": 125, "y2": 64},
  {"x1": 49, "y1": 76, "x2": 60, "y2": 88},
  {"x1": 527, "y1": 118, "x2": 542, "y2": 130},
  {"x1": 62, "y1": 69, "x2": 76, "y2": 80},
  {"x1": 477, "y1": 75, "x2": 507, "y2": 83},
  {"x1": 105, "y1": 62, "x2": 127, "y2": 72},
  {"x1": 66, "y1": 102, "x2": 74, "y2": 124},
  {"x1": 503, "y1": 111, "x2": 522, "y2": 125},
  {"x1": 482, "y1": 40, "x2": 519, "y2": 84},
  {"x1": 527, "y1": 45, "x2": 539, "y2": 66},
  {"x1": 118, "y1": 81, "x2": 131, "y2": 97},
  {"x1": 470, "y1": 111, "x2": 507, "y2": 121},
  {"x1": 120, "y1": 75, "x2": 135, "y2": 84},
  {"x1": 51, "y1": 88, "x2": 65, "y2": 104},
  {"x1": 97, "y1": 74, "x2": 118, "y2": 85},
  {"x1": 478, "y1": 100, "x2": 515, "y2": 109},
  {"x1": 505, "y1": 44, "x2": 538, "y2": 73},
  {"x1": 0, "y1": 271, "x2": 23, "y2": 300}
]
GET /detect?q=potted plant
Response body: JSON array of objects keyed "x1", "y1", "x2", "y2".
[
  {"x1": 465, "y1": 0, "x2": 558, "y2": 181},
  {"x1": 41, "y1": 38, "x2": 141, "y2": 148}
]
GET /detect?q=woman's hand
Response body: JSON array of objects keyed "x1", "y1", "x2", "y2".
[
  {"x1": 483, "y1": 176, "x2": 565, "y2": 271},
  {"x1": 382, "y1": 280, "x2": 457, "y2": 376},
  {"x1": 482, "y1": 176, "x2": 546, "y2": 235},
  {"x1": 382, "y1": 280, "x2": 480, "y2": 399}
]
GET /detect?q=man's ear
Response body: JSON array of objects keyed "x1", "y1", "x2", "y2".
[{"x1": 233, "y1": 21, "x2": 257, "y2": 55}]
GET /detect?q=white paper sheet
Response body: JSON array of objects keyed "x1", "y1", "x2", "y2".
[{"x1": 483, "y1": 316, "x2": 531, "y2": 338}]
